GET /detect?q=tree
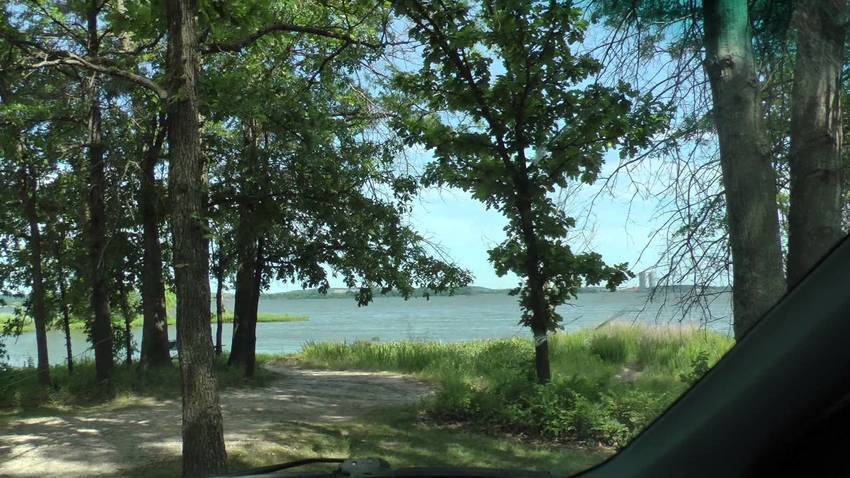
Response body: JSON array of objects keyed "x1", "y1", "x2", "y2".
[
  {"x1": 195, "y1": 1, "x2": 470, "y2": 378},
  {"x1": 392, "y1": 0, "x2": 665, "y2": 383},
  {"x1": 225, "y1": 121, "x2": 263, "y2": 376},
  {"x1": 787, "y1": 0, "x2": 847, "y2": 287},
  {"x1": 46, "y1": 218, "x2": 74, "y2": 373},
  {"x1": 0, "y1": 0, "x2": 176, "y2": 382},
  {"x1": 586, "y1": 1, "x2": 802, "y2": 335},
  {"x1": 137, "y1": 108, "x2": 171, "y2": 368},
  {"x1": 0, "y1": 55, "x2": 58, "y2": 385},
  {"x1": 83, "y1": 0, "x2": 114, "y2": 388},
  {"x1": 13, "y1": 153, "x2": 51, "y2": 385},
  {"x1": 164, "y1": 0, "x2": 227, "y2": 474},
  {"x1": 210, "y1": 238, "x2": 230, "y2": 357},
  {"x1": 702, "y1": 0, "x2": 787, "y2": 337}
]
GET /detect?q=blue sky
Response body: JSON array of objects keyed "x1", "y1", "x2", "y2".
[{"x1": 405, "y1": 152, "x2": 664, "y2": 290}]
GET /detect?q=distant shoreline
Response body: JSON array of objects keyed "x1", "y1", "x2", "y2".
[
  {"x1": 0, "y1": 312, "x2": 308, "y2": 334},
  {"x1": 248, "y1": 284, "x2": 732, "y2": 300},
  {"x1": 2, "y1": 284, "x2": 733, "y2": 309}
]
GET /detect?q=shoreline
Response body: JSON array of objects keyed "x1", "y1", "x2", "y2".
[{"x1": 0, "y1": 312, "x2": 308, "y2": 334}]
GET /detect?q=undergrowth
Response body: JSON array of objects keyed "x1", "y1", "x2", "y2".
[{"x1": 299, "y1": 323, "x2": 733, "y2": 447}]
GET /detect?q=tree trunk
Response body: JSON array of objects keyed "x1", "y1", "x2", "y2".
[
  {"x1": 228, "y1": 123, "x2": 262, "y2": 377},
  {"x1": 215, "y1": 258, "x2": 224, "y2": 357},
  {"x1": 17, "y1": 164, "x2": 50, "y2": 385},
  {"x1": 514, "y1": 167, "x2": 551, "y2": 384},
  {"x1": 787, "y1": 0, "x2": 847, "y2": 287},
  {"x1": 54, "y1": 229, "x2": 74, "y2": 374},
  {"x1": 229, "y1": 238, "x2": 263, "y2": 378},
  {"x1": 0, "y1": 78, "x2": 50, "y2": 383},
  {"x1": 227, "y1": 211, "x2": 258, "y2": 375},
  {"x1": 139, "y1": 114, "x2": 171, "y2": 368},
  {"x1": 86, "y1": 1, "x2": 113, "y2": 388},
  {"x1": 117, "y1": 280, "x2": 134, "y2": 366},
  {"x1": 165, "y1": 0, "x2": 227, "y2": 474},
  {"x1": 702, "y1": 0, "x2": 786, "y2": 339},
  {"x1": 247, "y1": 238, "x2": 264, "y2": 377}
]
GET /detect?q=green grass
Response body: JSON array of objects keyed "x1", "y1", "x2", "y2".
[
  {"x1": 298, "y1": 323, "x2": 734, "y2": 447},
  {"x1": 0, "y1": 312, "x2": 308, "y2": 333},
  {"x1": 0, "y1": 355, "x2": 277, "y2": 410},
  {"x1": 122, "y1": 408, "x2": 609, "y2": 478}
]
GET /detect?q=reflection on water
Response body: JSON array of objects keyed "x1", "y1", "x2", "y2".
[{"x1": 3, "y1": 291, "x2": 731, "y2": 367}]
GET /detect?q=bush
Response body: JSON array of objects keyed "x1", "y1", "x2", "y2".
[{"x1": 679, "y1": 350, "x2": 711, "y2": 385}]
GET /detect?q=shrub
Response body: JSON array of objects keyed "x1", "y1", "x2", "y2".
[{"x1": 679, "y1": 350, "x2": 711, "y2": 385}]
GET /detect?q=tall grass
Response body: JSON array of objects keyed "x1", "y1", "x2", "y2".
[{"x1": 300, "y1": 323, "x2": 733, "y2": 447}]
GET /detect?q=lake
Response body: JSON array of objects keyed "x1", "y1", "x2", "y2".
[{"x1": 2, "y1": 291, "x2": 732, "y2": 367}]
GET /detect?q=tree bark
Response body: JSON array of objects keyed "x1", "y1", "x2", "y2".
[
  {"x1": 248, "y1": 238, "x2": 265, "y2": 377},
  {"x1": 227, "y1": 210, "x2": 259, "y2": 375},
  {"x1": 228, "y1": 123, "x2": 262, "y2": 378},
  {"x1": 228, "y1": 238, "x2": 263, "y2": 377},
  {"x1": 787, "y1": 0, "x2": 847, "y2": 287},
  {"x1": 165, "y1": 0, "x2": 227, "y2": 475},
  {"x1": 214, "y1": 254, "x2": 224, "y2": 357},
  {"x1": 702, "y1": 0, "x2": 786, "y2": 339},
  {"x1": 86, "y1": 0, "x2": 113, "y2": 388},
  {"x1": 18, "y1": 164, "x2": 51, "y2": 385},
  {"x1": 53, "y1": 227, "x2": 74, "y2": 374},
  {"x1": 139, "y1": 114, "x2": 171, "y2": 368},
  {"x1": 513, "y1": 161, "x2": 551, "y2": 384}
]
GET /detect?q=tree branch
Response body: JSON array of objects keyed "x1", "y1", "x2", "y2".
[
  {"x1": 0, "y1": 29, "x2": 166, "y2": 99},
  {"x1": 29, "y1": 53, "x2": 166, "y2": 99},
  {"x1": 201, "y1": 23, "x2": 380, "y2": 54},
  {"x1": 406, "y1": 2, "x2": 514, "y2": 170}
]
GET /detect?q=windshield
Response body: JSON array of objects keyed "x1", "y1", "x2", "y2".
[{"x1": 0, "y1": 0, "x2": 845, "y2": 477}]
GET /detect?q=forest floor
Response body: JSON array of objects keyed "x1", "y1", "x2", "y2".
[{"x1": 0, "y1": 362, "x2": 606, "y2": 477}]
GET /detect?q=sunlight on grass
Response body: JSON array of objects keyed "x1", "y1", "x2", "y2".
[{"x1": 123, "y1": 409, "x2": 609, "y2": 478}]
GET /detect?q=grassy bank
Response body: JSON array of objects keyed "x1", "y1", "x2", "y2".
[
  {"x1": 299, "y1": 324, "x2": 734, "y2": 447},
  {"x1": 0, "y1": 355, "x2": 277, "y2": 410},
  {"x1": 0, "y1": 312, "x2": 308, "y2": 334}
]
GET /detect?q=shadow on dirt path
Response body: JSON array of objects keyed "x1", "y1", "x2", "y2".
[{"x1": 0, "y1": 365, "x2": 432, "y2": 477}]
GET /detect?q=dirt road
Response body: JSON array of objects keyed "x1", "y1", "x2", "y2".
[{"x1": 0, "y1": 366, "x2": 432, "y2": 477}]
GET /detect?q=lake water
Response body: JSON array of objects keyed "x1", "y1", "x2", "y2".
[{"x1": 2, "y1": 291, "x2": 732, "y2": 367}]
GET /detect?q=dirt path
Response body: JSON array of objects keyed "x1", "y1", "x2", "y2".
[{"x1": 0, "y1": 365, "x2": 432, "y2": 477}]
